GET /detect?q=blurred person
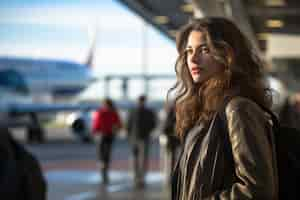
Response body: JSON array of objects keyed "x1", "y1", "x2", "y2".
[
  {"x1": 278, "y1": 92, "x2": 300, "y2": 130},
  {"x1": 0, "y1": 127, "x2": 22, "y2": 199},
  {"x1": 170, "y1": 17, "x2": 278, "y2": 199},
  {"x1": 92, "y1": 98, "x2": 122, "y2": 184},
  {"x1": 161, "y1": 102, "x2": 180, "y2": 185},
  {"x1": 0, "y1": 127, "x2": 47, "y2": 200},
  {"x1": 127, "y1": 95, "x2": 157, "y2": 187}
]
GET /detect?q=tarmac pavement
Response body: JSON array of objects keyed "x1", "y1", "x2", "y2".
[{"x1": 11, "y1": 127, "x2": 171, "y2": 200}]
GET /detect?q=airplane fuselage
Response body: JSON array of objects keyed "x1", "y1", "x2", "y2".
[
  {"x1": 0, "y1": 57, "x2": 93, "y2": 99},
  {"x1": 0, "y1": 57, "x2": 94, "y2": 128}
]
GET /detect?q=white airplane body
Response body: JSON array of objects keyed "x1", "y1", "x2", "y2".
[{"x1": 0, "y1": 56, "x2": 99, "y2": 142}]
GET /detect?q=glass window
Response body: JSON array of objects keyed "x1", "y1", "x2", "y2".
[{"x1": 0, "y1": 69, "x2": 29, "y2": 94}]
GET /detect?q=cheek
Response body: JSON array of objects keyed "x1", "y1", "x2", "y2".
[
  {"x1": 186, "y1": 57, "x2": 192, "y2": 67},
  {"x1": 186, "y1": 59, "x2": 194, "y2": 73}
]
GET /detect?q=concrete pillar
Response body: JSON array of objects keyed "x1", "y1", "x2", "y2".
[
  {"x1": 227, "y1": 0, "x2": 260, "y2": 52},
  {"x1": 192, "y1": 0, "x2": 260, "y2": 53}
]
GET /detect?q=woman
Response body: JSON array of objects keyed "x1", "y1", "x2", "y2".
[
  {"x1": 92, "y1": 98, "x2": 122, "y2": 184},
  {"x1": 170, "y1": 17, "x2": 278, "y2": 199}
]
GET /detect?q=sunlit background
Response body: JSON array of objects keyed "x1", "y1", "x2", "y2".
[{"x1": 0, "y1": 0, "x2": 177, "y2": 101}]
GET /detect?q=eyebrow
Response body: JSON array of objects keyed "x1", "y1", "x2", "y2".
[{"x1": 185, "y1": 43, "x2": 208, "y2": 50}]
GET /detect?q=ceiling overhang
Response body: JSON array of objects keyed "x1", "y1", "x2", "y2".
[{"x1": 116, "y1": 0, "x2": 300, "y2": 52}]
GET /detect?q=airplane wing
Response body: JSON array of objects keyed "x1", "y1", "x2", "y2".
[
  {"x1": 6, "y1": 102, "x2": 100, "y2": 115},
  {"x1": 5, "y1": 99, "x2": 163, "y2": 114}
]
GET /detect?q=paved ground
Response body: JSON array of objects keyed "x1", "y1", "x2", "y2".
[{"x1": 11, "y1": 127, "x2": 171, "y2": 200}]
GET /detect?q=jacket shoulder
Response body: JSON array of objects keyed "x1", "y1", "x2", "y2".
[
  {"x1": 225, "y1": 96, "x2": 271, "y2": 123},
  {"x1": 226, "y1": 96, "x2": 262, "y2": 114}
]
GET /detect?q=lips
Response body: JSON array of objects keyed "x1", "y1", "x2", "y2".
[{"x1": 191, "y1": 67, "x2": 201, "y2": 75}]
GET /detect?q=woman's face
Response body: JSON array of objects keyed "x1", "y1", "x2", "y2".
[{"x1": 185, "y1": 31, "x2": 224, "y2": 84}]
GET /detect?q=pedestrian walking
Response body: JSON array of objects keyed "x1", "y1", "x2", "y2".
[
  {"x1": 127, "y1": 95, "x2": 157, "y2": 187},
  {"x1": 92, "y1": 98, "x2": 122, "y2": 184}
]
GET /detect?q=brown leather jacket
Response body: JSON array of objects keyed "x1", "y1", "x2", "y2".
[{"x1": 172, "y1": 97, "x2": 278, "y2": 200}]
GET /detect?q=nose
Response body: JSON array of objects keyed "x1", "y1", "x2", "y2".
[{"x1": 190, "y1": 52, "x2": 200, "y2": 64}]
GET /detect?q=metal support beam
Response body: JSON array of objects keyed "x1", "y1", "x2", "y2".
[
  {"x1": 144, "y1": 78, "x2": 150, "y2": 97},
  {"x1": 121, "y1": 78, "x2": 129, "y2": 100},
  {"x1": 104, "y1": 77, "x2": 111, "y2": 97},
  {"x1": 192, "y1": 0, "x2": 226, "y2": 18}
]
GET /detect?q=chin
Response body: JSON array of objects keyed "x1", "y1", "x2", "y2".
[{"x1": 192, "y1": 77, "x2": 202, "y2": 83}]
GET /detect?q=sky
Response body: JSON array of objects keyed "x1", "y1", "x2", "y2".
[{"x1": 0, "y1": 0, "x2": 178, "y2": 100}]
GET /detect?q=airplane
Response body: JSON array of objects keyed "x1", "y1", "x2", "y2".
[{"x1": 0, "y1": 43, "x2": 100, "y2": 143}]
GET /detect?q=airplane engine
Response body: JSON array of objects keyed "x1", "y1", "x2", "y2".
[
  {"x1": 67, "y1": 111, "x2": 93, "y2": 143},
  {"x1": 71, "y1": 118, "x2": 86, "y2": 133}
]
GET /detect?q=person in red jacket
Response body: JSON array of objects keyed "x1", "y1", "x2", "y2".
[{"x1": 92, "y1": 98, "x2": 122, "y2": 184}]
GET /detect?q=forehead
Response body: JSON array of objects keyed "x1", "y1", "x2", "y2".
[{"x1": 186, "y1": 31, "x2": 206, "y2": 47}]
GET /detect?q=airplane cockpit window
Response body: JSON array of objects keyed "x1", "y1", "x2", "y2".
[{"x1": 0, "y1": 69, "x2": 29, "y2": 94}]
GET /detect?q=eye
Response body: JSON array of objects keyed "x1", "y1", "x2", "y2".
[
  {"x1": 184, "y1": 48, "x2": 193, "y2": 56},
  {"x1": 199, "y1": 46, "x2": 209, "y2": 54}
]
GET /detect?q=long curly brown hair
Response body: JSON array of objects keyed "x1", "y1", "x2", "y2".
[{"x1": 169, "y1": 17, "x2": 272, "y2": 140}]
